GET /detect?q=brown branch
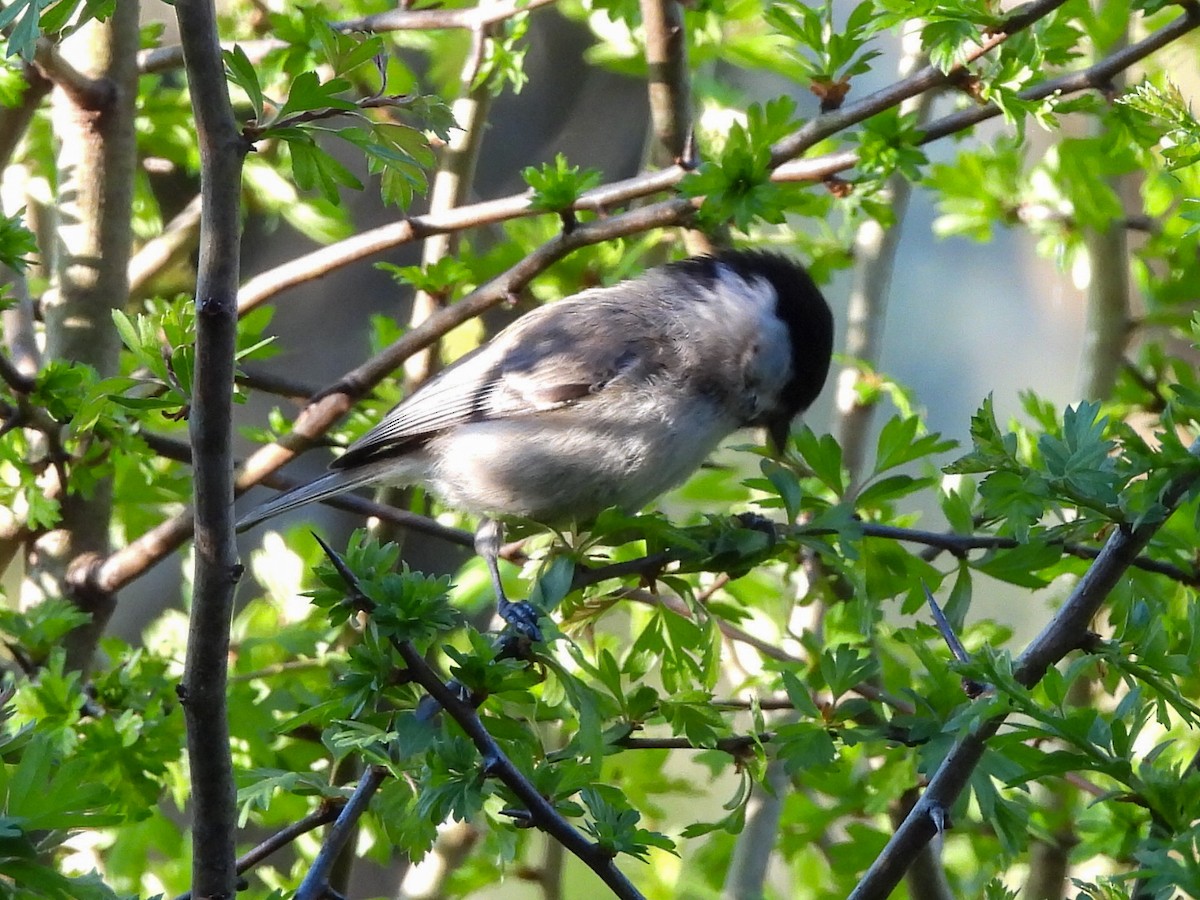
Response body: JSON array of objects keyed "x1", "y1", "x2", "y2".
[
  {"x1": 172, "y1": 801, "x2": 344, "y2": 900},
  {"x1": 235, "y1": 365, "x2": 319, "y2": 402},
  {"x1": 404, "y1": 6, "x2": 496, "y2": 385},
  {"x1": 138, "y1": 0, "x2": 559, "y2": 74},
  {"x1": 0, "y1": 64, "x2": 51, "y2": 171},
  {"x1": 917, "y1": 2, "x2": 1200, "y2": 145},
  {"x1": 232, "y1": 0, "x2": 1156, "y2": 314},
  {"x1": 294, "y1": 765, "x2": 389, "y2": 900},
  {"x1": 769, "y1": 0, "x2": 1072, "y2": 165},
  {"x1": 835, "y1": 23, "x2": 934, "y2": 484},
  {"x1": 396, "y1": 640, "x2": 648, "y2": 900},
  {"x1": 128, "y1": 194, "x2": 203, "y2": 295},
  {"x1": 235, "y1": 169, "x2": 685, "y2": 313},
  {"x1": 616, "y1": 733, "x2": 770, "y2": 753},
  {"x1": 32, "y1": 36, "x2": 114, "y2": 109},
  {"x1": 30, "y1": 0, "x2": 140, "y2": 670},
  {"x1": 0, "y1": 349, "x2": 34, "y2": 394},
  {"x1": 640, "y1": 0, "x2": 691, "y2": 166}
]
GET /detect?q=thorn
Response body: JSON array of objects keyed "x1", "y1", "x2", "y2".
[
  {"x1": 312, "y1": 532, "x2": 375, "y2": 613},
  {"x1": 924, "y1": 583, "x2": 969, "y2": 664},
  {"x1": 924, "y1": 582, "x2": 991, "y2": 697},
  {"x1": 928, "y1": 802, "x2": 948, "y2": 836}
]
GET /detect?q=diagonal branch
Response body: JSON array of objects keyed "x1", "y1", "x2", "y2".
[
  {"x1": 233, "y1": 0, "x2": 1197, "y2": 315},
  {"x1": 848, "y1": 437, "x2": 1200, "y2": 900},
  {"x1": 396, "y1": 640, "x2": 648, "y2": 900}
]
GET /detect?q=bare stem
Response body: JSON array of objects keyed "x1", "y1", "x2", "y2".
[{"x1": 173, "y1": 0, "x2": 247, "y2": 895}]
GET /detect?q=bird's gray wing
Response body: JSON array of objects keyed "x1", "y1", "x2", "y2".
[{"x1": 333, "y1": 299, "x2": 661, "y2": 469}]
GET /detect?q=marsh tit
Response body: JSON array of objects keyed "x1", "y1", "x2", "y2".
[{"x1": 236, "y1": 250, "x2": 834, "y2": 635}]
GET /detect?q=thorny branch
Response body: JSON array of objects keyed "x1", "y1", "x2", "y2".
[
  {"x1": 292, "y1": 540, "x2": 646, "y2": 900},
  {"x1": 848, "y1": 437, "x2": 1200, "y2": 899}
]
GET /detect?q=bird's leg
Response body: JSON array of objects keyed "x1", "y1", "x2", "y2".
[{"x1": 474, "y1": 518, "x2": 542, "y2": 641}]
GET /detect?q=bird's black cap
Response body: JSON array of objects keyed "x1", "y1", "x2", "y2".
[{"x1": 670, "y1": 249, "x2": 834, "y2": 447}]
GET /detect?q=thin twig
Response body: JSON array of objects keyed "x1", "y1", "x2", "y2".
[
  {"x1": 232, "y1": 0, "x2": 1177, "y2": 315},
  {"x1": 128, "y1": 194, "x2": 203, "y2": 295},
  {"x1": 32, "y1": 36, "x2": 114, "y2": 109},
  {"x1": 616, "y1": 733, "x2": 771, "y2": 753},
  {"x1": 0, "y1": 350, "x2": 34, "y2": 394},
  {"x1": 294, "y1": 766, "x2": 389, "y2": 900},
  {"x1": 835, "y1": 22, "x2": 934, "y2": 483},
  {"x1": 138, "y1": 0, "x2": 559, "y2": 74},
  {"x1": 769, "y1": 0, "x2": 1072, "y2": 165},
  {"x1": 404, "y1": 2, "x2": 496, "y2": 385},
  {"x1": 640, "y1": 0, "x2": 691, "y2": 166}
]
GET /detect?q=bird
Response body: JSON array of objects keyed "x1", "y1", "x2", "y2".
[{"x1": 236, "y1": 249, "x2": 834, "y2": 636}]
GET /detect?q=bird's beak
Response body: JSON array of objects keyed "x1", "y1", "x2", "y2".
[{"x1": 766, "y1": 416, "x2": 792, "y2": 456}]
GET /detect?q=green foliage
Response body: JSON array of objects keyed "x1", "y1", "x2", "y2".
[
  {"x1": 523, "y1": 153, "x2": 604, "y2": 214},
  {"x1": 222, "y1": 10, "x2": 454, "y2": 208},
  {"x1": 5, "y1": 0, "x2": 1200, "y2": 896},
  {"x1": 681, "y1": 96, "x2": 803, "y2": 230},
  {"x1": 0, "y1": 210, "x2": 37, "y2": 272},
  {"x1": 0, "y1": 0, "x2": 113, "y2": 61},
  {"x1": 765, "y1": 0, "x2": 881, "y2": 102},
  {"x1": 582, "y1": 786, "x2": 676, "y2": 860},
  {"x1": 1117, "y1": 79, "x2": 1200, "y2": 170}
]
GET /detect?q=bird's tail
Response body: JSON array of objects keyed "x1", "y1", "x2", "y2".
[{"x1": 235, "y1": 467, "x2": 385, "y2": 533}]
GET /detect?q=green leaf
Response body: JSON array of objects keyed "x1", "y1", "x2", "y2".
[
  {"x1": 973, "y1": 541, "x2": 1063, "y2": 588},
  {"x1": 523, "y1": 153, "x2": 603, "y2": 213},
  {"x1": 224, "y1": 44, "x2": 265, "y2": 121},
  {"x1": 0, "y1": 0, "x2": 41, "y2": 60},
  {"x1": 792, "y1": 425, "x2": 846, "y2": 496}
]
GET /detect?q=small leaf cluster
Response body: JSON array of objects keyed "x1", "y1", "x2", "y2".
[
  {"x1": 0, "y1": 627, "x2": 184, "y2": 899},
  {"x1": 681, "y1": 97, "x2": 803, "y2": 230},
  {"x1": 1117, "y1": 79, "x2": 1200, "y2": 171},
  {"x1": 764, "y1": 0, "x2": 881, "y2": 108},
  {"x1": 523, "y1": 153, "x2": 603, "y2": 215},
  {"x1": 223, "y1": 10, "x2": 454, "y2": 208},
  {"x1": 0, "y1": 0, "x2": 113, "y2": 61}
]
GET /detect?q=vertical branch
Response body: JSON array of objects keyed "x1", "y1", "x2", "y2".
[
  {"x1": 23, "y1": 1, "x2": 140, "y2": 670},
  {"x1": 1075, "y1": 28, "x2": 1133, "y2": 402},
  {"x1": 404, "y1": 16, "x2": 497, "y2": 385},
  {"x1": 639, "y1": 0, "x2": 710, "y2": 255},
  {"x1": 834, "y1": 24, "x2": 934, "y2": 483},
  {"x1": 1076, "y1": 224, "x2": 1131, "y2": 400},
  {"x1": 174, "y1": 0, "x2": 246, "y2": 896},
  {"x1": 640, "y1": 0, "x2": 690, "y2": 166},
  {"x1": 831, "y1": 24, "x2": 954, "y2": 900}
]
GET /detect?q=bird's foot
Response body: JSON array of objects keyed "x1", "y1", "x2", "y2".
[{"x1": 497, "y1": 596, "x2": 543, "y2": 644}]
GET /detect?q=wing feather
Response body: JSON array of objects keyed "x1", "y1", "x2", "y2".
[{"x1": 334, "y1": 295, "x2": 664, "y2": 469}]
